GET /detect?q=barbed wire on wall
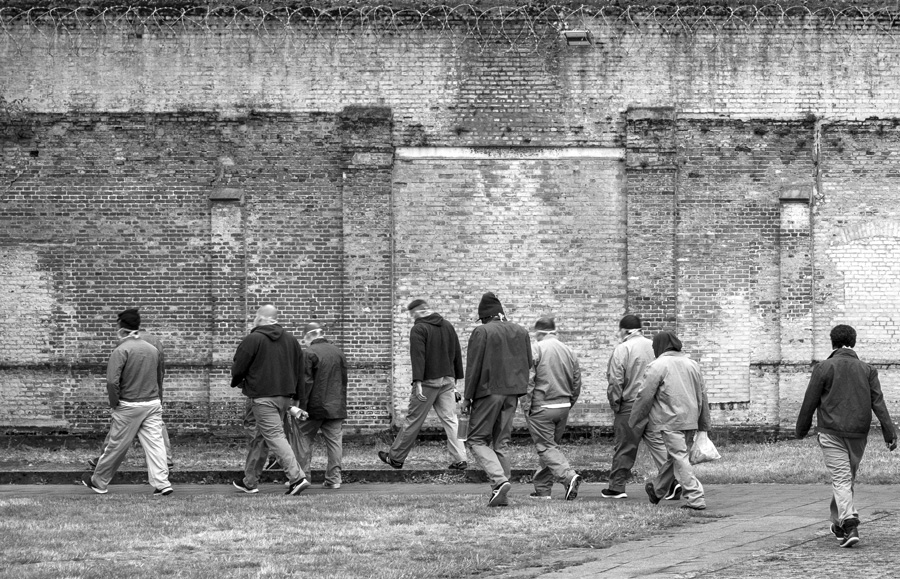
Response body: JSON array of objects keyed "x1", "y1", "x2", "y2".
[{"x1": 2, "y1": 3, "x2": 900, "y2": 56}]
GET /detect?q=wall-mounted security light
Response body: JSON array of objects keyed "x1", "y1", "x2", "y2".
[{"x1": 562, "y1": 30, "x2": 593, "y2": 46}]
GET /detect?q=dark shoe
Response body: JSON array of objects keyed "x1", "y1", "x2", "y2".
[
  {"x1": 378, "y1": 451, "x2": 403, "y2": 469},
  {"x1": 448, "y1": 461, "x2": 468, "y2": 471},
  {"x1": 322, "y1": 482, "x2": 341, "y2": 489},
  {"x1": 645, "y1": 481, "x2": 660, "y2": 505},
  {"x1": 600, "y1": 488, "x2": 628, "y2": 499},
  {"x1": 286, "y1": 478, "x2": 311, "y2": 496},
  {"x1": 840, "y1": 519, "x2": 860, "y2": 548},
  {"x1": 830, "y1": 523, "x2": 845, "y2": 540},
  {"x1": 663, "y1": 482, "x2": 683, "y2": 501},
  {"x1": 153, "y1": 487, "x2": 173, "y2": 497},
  {"x1": 232, "y1": 479, "x2": 259, "y2": 494},
  {"x1": 680, "y1": 504, "x2": 706, "y2": 511},
  {"x1": 81, "y1": 472, "x2": 107, "y2": 494},
  {"x1": 565, "y1": 474, "x2": 582, "y2": 501},
  {"x1": 529, "y1": 492, "x2": 551, "y2": 500},
  {"x1": 264, "y1": 456, "x2": 281, "y2": 471},
  {"x1": 488, "y1": 481, "x2": 511, "y2": 507},
  {"x1": 87, "y1": 457, "x2": 99, "y2": 468}
]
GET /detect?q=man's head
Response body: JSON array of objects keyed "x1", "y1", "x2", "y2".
[
  {"x1": 652, "y1": 330, "x2": 682, "y2": 358},
  {"x1": 253, "y1": 304, "x2": 279, "y2": 328},
  {"x1": 617, "y1": 314, "x2": 642, "y2": 340},
  {"x1": 478, "y1": 292, "x2": 504, "y2": 323},
  {"x1": 532, "y1": 316, "x2": 557, "y2": 341},
  {"x1": 406, "y1": 299, "x2": 432, "y2": 320},
  {"x1": 302, "y1": 321, "x2": 325, "y2": 344},
  {"x1": 830, "y1": 324, "x2": 856, "y2": 349},
  {"x1": 117, "y1": 308, "x2": 141, "y2": 331}
]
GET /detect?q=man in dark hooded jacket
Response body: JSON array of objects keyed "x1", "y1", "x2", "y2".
[
  {"x1": 230, "y1": 304, "x2": 310, "y2": 496},
  {"x1": 379, "y1": 299, "x2": 468, "y2": 470},
  {"x1": 630, "y1": 331, "x2": 710, "y2": 511}
]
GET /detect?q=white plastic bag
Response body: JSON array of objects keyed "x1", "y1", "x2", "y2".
[{"x1": 689, "y1": 431, "x2": 721, "y2": 464}]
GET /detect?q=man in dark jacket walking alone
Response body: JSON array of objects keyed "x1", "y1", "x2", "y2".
[
  {"x1": 295, "y1": 322, "x2": 348, "y2": 489},
  {"x1": 796, "y1": 324, "x2": 897, "y2": 548},
  {"x1": 464, "y1": 292, "x2": 532, "y2": 507},
  {"x1": 379, "y1": 299, "x2": 468, "y2": 470},
  {"x1": 231, "y1": 304, "x2": 310, "y2": 496}
]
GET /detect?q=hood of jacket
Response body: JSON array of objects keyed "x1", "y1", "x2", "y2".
[
  {"x1": 415, "y1": 313, "x2": 445, "y2": 326},
  {"x1": 652, "y1": 331, "x2": 683, "y2": 358},
  {"x1": 253, "y1": 324, "x2": 284, "y2": 341}
]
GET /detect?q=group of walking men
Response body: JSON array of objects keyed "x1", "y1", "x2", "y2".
[{"x1": 82, "y1": 296, "x2": 897, "y2": 546}]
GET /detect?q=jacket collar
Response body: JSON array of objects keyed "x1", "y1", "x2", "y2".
[{"x1": 828, "y1": 347, "x2": 859, "y2": 360}]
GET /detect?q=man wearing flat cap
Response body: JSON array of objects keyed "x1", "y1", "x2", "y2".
[
  {"x1": 522, "y1": 316, "x2": 583, "y2": 501},
  {"x1": 379, "y1": 299, "x2": 468, "y2": 471},
  {"x1": 463, "y1": 292, "x2": 532, "y2": 507}
]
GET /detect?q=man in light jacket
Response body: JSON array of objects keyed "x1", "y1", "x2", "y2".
[
  {"x1": 604, "y1": 314, "x2": 671, "y2": 499},
  {"x1": 630, "y1": 331, "x2": 710, "y2": 510},
  {"x1": 295, "y1": 322, "x2": 348, "y2": 489},
  {"x1": 379, "y1": 299, "x2": 468, "y2": 471},
  {"x1": 796, "y1": 324, "x2": 897, "y2": 548},
  {"x1": 464, "y1": 292, "x2": 532, "y2": 507},
  {"x1": 522, "y1": 317, "x2": 582, "y2": 500}
]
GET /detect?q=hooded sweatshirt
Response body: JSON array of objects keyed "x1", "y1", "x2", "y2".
[
  {"x1": 230, "y1": 324, "x2": 305, "y2": 399},
  {"x1": 410, "y1": 313, "x2": 464, "y2": 382}
]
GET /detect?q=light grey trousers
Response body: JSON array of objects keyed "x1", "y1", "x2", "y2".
[
  {"x1": 650, "y1": 429, "x2": 705, "y2": 509},
  {"x1": 525, "y1": 405, "x2": 577, "y2": 494},
  {"x1": 389, "y1": 376, "x2": 467, "y2": 463},
  {"x1": 242, "y1": 396, "x2": 305, "y2": 489},
  {"x1": 295, "y1": 418, "x2": 344, "y2": 486},
  {"x1": 91, "y1": 399, "x2": 171, "y2": 491},
  {"x1": 818, "y1": 432, "x2": 867, "y2": 526}
]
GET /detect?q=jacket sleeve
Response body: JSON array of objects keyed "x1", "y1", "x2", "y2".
[
  {"x1": 294, "y1": 345, "x2": 306, "y2": 402},
  {"x1": 230, "y1": 336, "x2": 254, "y2": 388},
  {"x1": 464, "y1": 328, "x2": 485, "y2": 400},
  {"x1": 697, "y1": 372, "x2": 711, "y2": 431},
  {"x1": 106, "y1": 348, "x2": 126, "y2": 408},
  {"x1": 571, "y1": 355, "x2": 582, "y2": 404},
  {"x1": 628, "y1": 363, "x2": 661, "y2": 428},
  {"x1": 607, "y1": 345, "x2": 625, "y2": 413},
  {"x1": 298, "y1": 349, "x2": 316, "y2": 410},
  {"x1": 522, "y1": 343, "x2": 540, "y2": 414},
  {"x1": 796, "y1": 363, "x2": 825, "y2": 439},
  {"x1": 156, "y1": 343, "x2": 165, "y2": 402},
  {"x1": 868, "y1": 366, "x2": 897, "y2": 443},
  {"x1": 409, "y1": 324, "x2": 427, "y2": 382},
  {"x1": 451, "y1": 326, "x2": 464, "y2": 380}
]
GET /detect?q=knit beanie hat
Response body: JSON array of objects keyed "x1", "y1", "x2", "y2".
[
  {"x1": 117, "y1": 308, "x2": 141, "y2": 331},
  {"x1": 478, "y1": 292, "x2": 504, "y2": 319},
  {"x1": 533, "y1": 316, "x2": 556, "y2": 332},
  {"x1": 619, "y1": 314, "x2": 642, "y2": 330}
]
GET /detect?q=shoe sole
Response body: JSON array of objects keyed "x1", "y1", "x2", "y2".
[
  {"x1": 601, "y1": 491, "x2": 628, "y2": 499},
  {"x1": 645, "y1": 483, "x2": 660, "y2": 505},
  {"x1": 81, "y1": 479, "x2": 107, "y2": 495},
  {"x1": 565, "y1": 476, "x2": 581, "y2": 501},
  {"x1": 322, "y1": 484, "x2": 341, "y2": 489},
  {"x1": 286, "y1": 480, "x2": 311, "y2": 496},
  {"x1": 489, "y1": 482, "x2": 511, "y2": 507},
  {"x1": 830, "y1": 524, "x2": 844, "y2": 540},
  {"x1": 840, "y1": 536, "x2": 859, "y2": 548},
  {"x1": 680, "y1": 505, "x2": 706, "y2": 511},
  {"x1": 232, "y1": 481, "x2": 259, "y2": 494},
  {"x1": 154, "y1": 488, "x2": 173, "y2": 496},
  {"x1": 529, "y1": 495, "x2": 552, "y2": 500}
]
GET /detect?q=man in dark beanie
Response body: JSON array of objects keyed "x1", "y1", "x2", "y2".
[
  {"x1": 796, "y1": 324, "x2": 896, "y2": 548},
  {"x1": 379, "y1": 299, "x2": 468, "y2": 471},
  {"x1": 522, "y1": 316, "x2": 582, "y2": 500},
  {"x1": 603, "y1": 314, "x2": 670, "y2": 500},
  {"x1": 81, "y1": 308, "x2": 172, "y2": 496},
  {"x1": 630, "y1": 330, "x2": 710, "y2": 510},
  {"x1": 463, "y1": 292, "x2": 532, "y2": 507}
]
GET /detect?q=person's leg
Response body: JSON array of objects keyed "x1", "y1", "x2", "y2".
[
  {"x1": 525, "y1": 411, "x2": 555, "y2": 495},
  {"x1": 431, "y1": 377, "x2": 468, "y2": 463},
  {"x1": 161, "y1": 420, "x2": 173, "y2": 466},
  {"x1": 528, "y1": 407, "x2": 574, "y2": 488},
  {"x1": 819, "y1": 433, "x2": 866, "y2": 527},
  {"x1": 388, "y1": 382, "x2": 442, "y2": 463},
  {"x1": 607, "y1": 412, "x2": 642, "y2": 493},
  {"x1": 134, "y1": 401, "x2": 171, "y2": 490},
  {"x1": 465, "y1": 394, "x2": 508, "y2": 487},
  {"x1": 642, "y1": 428, "x2": 669, "y2": 472},
  {"x1": 251, "y1": 397, "x2": 304, "y2": 484},
  {"x1": 660, "y1": 430, "x2": 704, "y2": 508},
  {"x1": 491, "y1": 395, "x2": 518, "y2": 482},
  {"x1": 242, "y1": 399, "x2": 268, "y2": 486},
  {"x1": 92, "y1": 403, "x2": 145, "y2": 490},
  {"x1": 320, "y1": 419, "x2": 344, "y2": 486},
  {"x1": 294, "y1": 418, "x2": 322, "y2": 478}
]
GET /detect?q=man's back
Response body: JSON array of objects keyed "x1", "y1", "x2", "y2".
[
  {"x1": 410, "y1": 313, "x2": 464, "y2": 381},
  {"x1": 231, "y1": 324, "x2": 304, "y2": 399},
  {"x1": 303, "y1": 339, "x2": 348, "y2": 420},
  {"x1": 465, "y1": 320, "x2": 532, "y2": 399},
  {"x1": 532, "y1": 337, "x2": 581, "y2": 405},
  {"x1": 108, "y1": 338, "x2": 160, "y2": 403},
  {"x1": 608, "y1": 334, "x2": 654, "y2": 412}
]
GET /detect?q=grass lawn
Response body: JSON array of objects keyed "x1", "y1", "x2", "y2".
[
  {"x1": 3, "y1": 432, "x2": 897, "y2": 484},
  {"x1": 0, "y1": 492, "x2": 690, "y2": 579}
]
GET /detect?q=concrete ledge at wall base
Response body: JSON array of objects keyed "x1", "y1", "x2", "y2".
[{"x1": 0, "y1": 468, "x2": 613, "y2": 486}]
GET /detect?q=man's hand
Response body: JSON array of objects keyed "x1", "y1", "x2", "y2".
[
  {"x1": 289, "y1": 406, "x2": 309, "y2": 421},
  {"x1": 461, "y1": 399, "x2": 472, "y2": 415},
  {"x1": 889, "y1": 439, "x2": 898, "y2": 452},
  {"x1": 412, "y1": 381, "x2": 427, "y2": 402}
]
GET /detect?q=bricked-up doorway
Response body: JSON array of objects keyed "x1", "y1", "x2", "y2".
[{"x1": 391, "y1": 147, "x2": 625, "y2": 430}]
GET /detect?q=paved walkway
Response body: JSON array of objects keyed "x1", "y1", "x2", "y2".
[{"x1": 1, "y1": 482, "x2": 897, "y2": 578}]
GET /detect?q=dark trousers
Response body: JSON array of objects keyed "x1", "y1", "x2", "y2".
[{"x1": 465, "y1": 394, "x2": 517, "y2": 487}]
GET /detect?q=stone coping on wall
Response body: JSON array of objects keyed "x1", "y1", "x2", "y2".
[{"x1": 395, "y1": 147, "x2": 625, "y2": 161}]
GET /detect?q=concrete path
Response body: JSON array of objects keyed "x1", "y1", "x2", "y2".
[{"x1": 1, "y1": 482, "x2": 897, "y2": 578}]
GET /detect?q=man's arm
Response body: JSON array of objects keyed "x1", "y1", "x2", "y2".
[
  {"x1": 697, "y1": 373, "x2": 711, "y2": 431},
  {"x1": 464, "y1": 329, "x2": 485, "y2": 401},
  {"x1": 298, "y1": 349, "x2": 316, "y2": 410},
  {"x1": 795, "y1": 363, "x2": 826, "y2": 438},
  {"x1": 521, "y1": 343, "x2": 540, "y2": 415},
  {"x1": 868, "y1": 366, "x2": 897, "y2": 446},
  {"x1": 294, "y1": 346, "x2": 306, "y2": 403},
  {"x1": 230, "y1": 337, "x2": 254, "y2": 388},
  {"x1": 409, "y1": 325, "x2": 427, "y2": 383},
  {"x1": 106, "y1": 348, "x2": 126, "y2": 408},
  {"x1": 571, "y1": 355, "x2": 582, "y2": 405},
  {"x1": 628, "y1": 364, "x2": 660, "y2": 428},
  {"x1": 606, "y1": 346, "x2": 626, "y2": 413},
  {"x1": 451, "y1": 327, "x2": 465, "y2": 380}
]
